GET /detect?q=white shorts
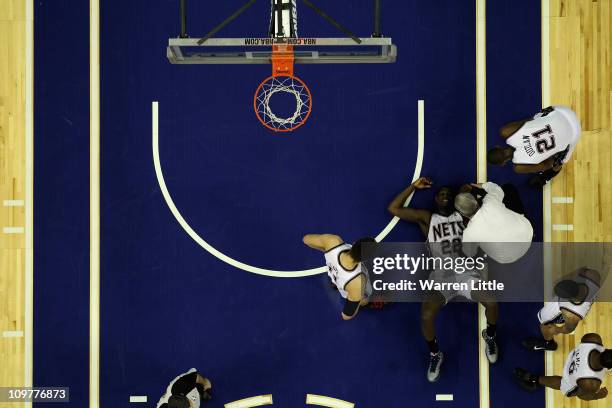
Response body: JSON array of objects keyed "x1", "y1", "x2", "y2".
[
  {"x1": 511, "y1": 105, "x2": 580, "y2": 165},
  {"x1": 560, "y1": 375, "x2": 578, "y2": 397},
  {"x1": 537, "y1": 302, "x2": 564, "y2": 325},
  {"x1": 429, "y1": 269, "x2": 482, "y2": 303}
]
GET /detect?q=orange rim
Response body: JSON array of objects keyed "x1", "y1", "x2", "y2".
[{"x1": 253, "y1": 75, "x2": 312, "y2": 132}]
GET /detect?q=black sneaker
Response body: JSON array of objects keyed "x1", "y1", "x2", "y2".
[
  {"x1": 514, "y1": 368, "x2": 539, "y2": 391},
  {"x1": 522, "y1": 337, "x2": 558, "y2": 352},
  {"x1": 427, "y1": 352, "x2": 444, "y2": 383},
  {"x1": 481, "y1": 330, "x2": 498, "y2": 364}
]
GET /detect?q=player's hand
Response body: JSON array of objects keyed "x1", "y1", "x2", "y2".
[
  {"x1": 413, "y1": 177, "x2": 433, "y2": 189},
  {"x1": 596, "y1": 387, "x2": 608, "y2": 399},
  {"x1": 551, "y1": 324, "x2": 564, "y2": 335},
  {"x1": 542, "y1": 156, "x2": 556, "y2": 170},
  {"x1": 459, "y1": 184, "x2": 472, "y2": 193}
]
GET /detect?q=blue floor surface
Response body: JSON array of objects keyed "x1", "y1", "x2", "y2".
[{"x1": 32, "y1": 1, "x2": 546, "y2": 407}]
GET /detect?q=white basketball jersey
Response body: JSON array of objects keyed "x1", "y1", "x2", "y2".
[
  {"x1": 561, "y1": 343, "x2": 607, "y2": 396},
  {"x1": 324, "y1": 243, "x2": 371, "y2": 299},
  {"x1": 156, "y1": 368, "x2": 201, "y2": 408},
  {"x1": 427, "y1": 212, "x2": 465, "y2": 258},
  {"x1": 507, "y1": 105, "x2": 581, "y2": 165},
  {"x1": 538, "y1": 272, "x2": 600, "y2": 324}
]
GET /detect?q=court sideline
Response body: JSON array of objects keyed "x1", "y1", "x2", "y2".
[{"x1": 545, "y1": 1, "x2": 612, "y2": 408}]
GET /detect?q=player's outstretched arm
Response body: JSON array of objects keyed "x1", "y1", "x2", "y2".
[
  {"x1": 387, "y1": 177, "x2": 432, "y2": 235},
  {"x1": 499, "y1": 119, "x2": 532, "y2": 139},
  {"x1": 341, "y1": 276, "x2": 365, "y2": 321},
  {"x1": 195, "y1": 374, "x2": 212, "y2": 391},
  {"x1": 513, "y1": 156, "x2": 557, "y2": 174},
  {"x1": 576, "y1": 382, "x2": 607, "y2": 401},
  {"x1": 555, "y1": 312, "x2": 581, "y2": 335},
  {"x1": 302, "y1": 234, "x2": 343, "y2": 252}
]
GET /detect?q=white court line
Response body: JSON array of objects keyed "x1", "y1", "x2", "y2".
[
  {"x1": 3, "y1": 200, "x2": 25, "y2": 207},
  {"x1": 152, "y1": 100, "x2": 425, "y2": 277},
  {"x1": 476, "y1": 1, "x2": 489, "y2": 408},
  {"x1": 436, "y1": 394, "x2": 454, "y2": 402},
  {"x1": 476, "y1": 0, "x2": 488, "y2": 183},
  {"x1": 3, "y1": 331, "x2": 24, "y2": 338},
  {"x1": 552, "y1": 224, "x2": 573, "y2": 231},
  {"x1": 25, "y1": 0, "x2": 34, "y2": 402},
  {"x1": 90, "y1": 0, "x2": 101, "y2": 407},
  {"x1": 541, "y1": 0, "x2": 551, "y2": 111},
  {"x1": 541, "y1": 2, "x2": 554, "y2": 407},
  {"x1": 306, "y1": 394, "x2": 354, "y2": 408},
  {"x1": 3, "y1": 227, "x2": 25, "y2": 234},
  {"x1": 552, "y1": 197, "x2": 573, "y2": 204},
  {"x1": 224, "y1": 394, "x2": 273, "y2": 408},
  {"x1": 375, "y1": 100, "x2": 425, "y2": 241},
  {"x1": 129, "y1": 396, "x2": 147, "y2": 403}
]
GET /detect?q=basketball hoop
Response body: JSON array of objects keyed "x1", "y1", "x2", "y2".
[
  {"x1": 173, "y1": 0, "x2": 396, "y2": 132},
  {"x1": 254, "y1": 44, "x2": 312, "y2": 132}
]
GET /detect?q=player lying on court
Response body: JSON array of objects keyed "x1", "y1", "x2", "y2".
[
  {"x1": 487, "y1": 105, "x2": 581, "y2": 188},
  {"x1": 523, "y1": 267, "x2": 601, "y2": 352},
  {"x1": 388, "y1": 177, "x2": 499, "y2": 383},
  {"x1": 302, "y1": 234, "x2": 376, "y2": 320},
  {"x1": 515, "y1": 333, "x2": 610, "y2": 401}
]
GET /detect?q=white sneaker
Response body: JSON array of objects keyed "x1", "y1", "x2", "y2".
[
  {"x1": 427, "y1": 351, "x2": 444, "y2": 382},
  {"x1": 482, "y1": 330, "x2": 498, "y2": 364}
]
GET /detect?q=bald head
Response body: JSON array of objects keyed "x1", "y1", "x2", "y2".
[{"x1": 454, "y1": 193, "x2": 479, "y2": 218}]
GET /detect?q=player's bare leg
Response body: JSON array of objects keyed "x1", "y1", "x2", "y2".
[
  {"x1": 421, "y1": 292, "x2": 446, "y2": 382},
  {"x1": 541, "y1": 323, "x2": 557, "y2": 341},
  {"x1": 421, "y1": 294, "x2": 445, "y2": 342},
  {"x1": 499, "y1": 120, "x2": 528, "y2": 139},
  {"x1": 537, "y1": 376, "x2": 562, "y2": 390}
]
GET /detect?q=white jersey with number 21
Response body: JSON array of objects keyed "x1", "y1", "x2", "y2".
[
  {"x1": 560, "y1": 342, "x2": 606, "y2": 396},
  {"x1": 507, "y1": 105, "x2": 581, "y2": 165}
]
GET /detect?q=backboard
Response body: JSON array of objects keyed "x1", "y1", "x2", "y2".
[
  {"x1": 167, "y1": 37, "x2": 397, "y2": 64},
  {"x1": 167, "y1": 0, "x2": 397, "y2": 131}
]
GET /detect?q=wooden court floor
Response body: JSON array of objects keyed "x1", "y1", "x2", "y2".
[
  {"x1": 0, "y1": 1, "x2": 30, "y2": 406},
  {"x1": 547, "y1": 1, "x2": 611, "y2": 407},
  {"x1": 0, "y1": 1, "x2": 610, "y2": 407}
]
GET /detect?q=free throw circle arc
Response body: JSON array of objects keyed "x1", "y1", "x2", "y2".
[{"x1": 152, "y1": 100, "x2": 425, "y2": 277}]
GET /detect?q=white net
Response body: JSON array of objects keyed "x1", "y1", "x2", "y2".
[{"x1": 254, "y1": 76, "x2": 312, "y2": 131}]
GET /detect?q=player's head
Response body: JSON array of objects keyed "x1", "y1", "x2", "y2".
[
  {"x1": 454, "y1": 193, "x2": 479, "y2": 219},
  {"x1": 554, "y1": 280, "x2": 580, "y2": 299},
  {"x1": 600, "y1": 350, "x2": 612, "y2": 369},
  {"x1": 434, "y1": 186, "x2": 455, "y2": 214},
  {"x1": 168, "y1": 395, "x2": 191, "y2": 408},
  {"x1": 487, "y1": 146, "x2": 514, "y2": 165},
  {"x1": 349, "y1": 237, "x2": 377, "y2": 262}
]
